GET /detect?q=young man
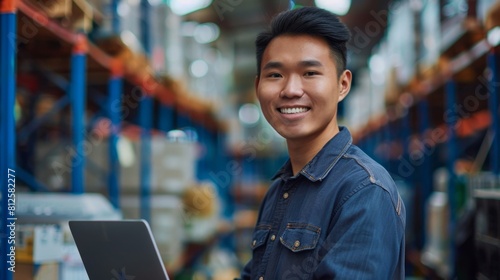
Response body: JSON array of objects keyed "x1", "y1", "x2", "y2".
[{"x1": 240, "y1": 7, "x2": 406, "y2": 279}]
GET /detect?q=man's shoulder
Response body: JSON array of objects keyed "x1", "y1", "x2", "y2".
[
  {"x1": 340, "y1": 144, "x2": 405, "y2": 224},
  {"x1": 342, "y1": 144, "x2": 394, "y2": 182},
  {"x1": 333, "y1": 144, "x2": 401, "y2": 205}
]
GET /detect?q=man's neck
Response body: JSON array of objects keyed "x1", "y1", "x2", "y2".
[{"x1": 287, "y1": 126, "x2": 340, "y2": 176}]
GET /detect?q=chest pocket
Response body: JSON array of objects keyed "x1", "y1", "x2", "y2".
[
  {"x1": 280, "y1": 223, "x2": 321, "y2": 252},
  {"x1": 251, "y1": 227, "x2": 270, "y2": 250}
]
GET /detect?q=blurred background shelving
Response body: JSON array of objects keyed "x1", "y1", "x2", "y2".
[{"x1": 1, "y1": 0, "x2": 500, "y2": 279}]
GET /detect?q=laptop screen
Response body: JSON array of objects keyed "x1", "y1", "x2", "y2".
[{"x1": 69, "y1": 220, "x2": 170, "y2": 280}]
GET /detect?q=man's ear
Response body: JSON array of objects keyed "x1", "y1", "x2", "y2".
[{"x1": 338, "y1": 70, "x2": 352, "y2": 102}]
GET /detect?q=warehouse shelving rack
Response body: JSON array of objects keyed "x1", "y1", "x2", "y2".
[
  {"x1": 0, "y1": 0, "x2": 228, "y2": 277},
  {"x1": 354, "y1": 13, "x2": 499, "y2": 278},
  {"x1": 14, "y1": 0, "x2": 132, "y2": 199}
]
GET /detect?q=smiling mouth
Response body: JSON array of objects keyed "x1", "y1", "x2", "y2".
[{"x1": 278, "y1": 107, "x2": 310, "y2": 114}]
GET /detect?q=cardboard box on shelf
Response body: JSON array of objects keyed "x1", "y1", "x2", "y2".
[
  {"x1": 26, "y1": 0, "x2": 71, "y2": 18},
  {"x1": 25, "y1": 0, "x2": 94, "y2": 32},
  {"x1": 119, "y1": 136, "x2": 198, "y2": 194},
  {"x1": 34, "y1": 133, "x2": 198, "y2": 194},
  {"x1": 17, "y1": 224, "x2": 64, "y2": 264},
  {"x1": 484, "y1": 1, "x2": 500, "y2": 30},
  {"x1": 15, "y1": 224, "x2": 64, "y2": 280},
  {"x1": 384, "y1": 67, "x2": 403, "y2": 107},
  {"x1": 70, "y1": 0, "x2": 94, "y2": 32},
  {"x1": 14, "y1": 263, "x2": 60, "y2": 280},
  {"x1": 478, "y1": 0, "x2": 499, "y2": 27}
]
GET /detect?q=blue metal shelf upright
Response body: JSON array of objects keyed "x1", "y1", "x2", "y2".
[
  {"x1": 70, "y1": 35, "x2": 88, "y2": 194},
  {"x1": 1, "y1": 0, "x2": 17, "y2": 277},
  {"x1": 139, "y1": 0, "x2": 152, "y2": 222},
  {"x1": 488, "y1": 50, "x2": 499, "y2": 175},
  {"x1": 108, "y1": 60, "x2": 124, "y2": 209},
  {"x1": 445, "y1": 79, "x2": 458, "y2": 277},
  {"x1": 417, "y1": 99, "x2": 432, "y2": 248}
]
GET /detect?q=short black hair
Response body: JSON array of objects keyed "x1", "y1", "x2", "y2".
[{"x1": 255, "y1": 6, "x2": 351, "y2": 76}]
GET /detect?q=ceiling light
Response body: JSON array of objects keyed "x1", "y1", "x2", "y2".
[
  {"x1": 127, "y1": 0, "x2": 140, "y2": 6},
  {"x1": 238, "y1": 104, "x2": 260, "y2": 126},
  {"x1": 117, "y1": 137, "x2": 135, "y2": 168},
  {"x1": 369, "y1": 54, "x2": 385, "y2": 74},
  {"x1": 148, "y1": 0, "x2": 162, "y2": 6},
  {"x1": 194, "y1": 23, "x2": 220, "y2": 44},
  {"x1": 190, "y1": 60, "x2": 209, "y2": 78},
  {"x1": 315, "y1": 0, "x2": 351, "y2": 16},
  {"x1": 117, "y1": 2, "x2": 130, "y2": 17},
  {"x1": 169, "y1": 0, "x2": 212, "y2": 16},
  {"x1": 487, "y1": 27, "x2": 500, "y2": 47},
  {"x1": 181, "y1": 21, "x2": 198, "y2": 37}
]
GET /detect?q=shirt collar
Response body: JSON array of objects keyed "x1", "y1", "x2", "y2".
[{"x1": 271, "y1": 126, "x2": 353, "y2": 182}]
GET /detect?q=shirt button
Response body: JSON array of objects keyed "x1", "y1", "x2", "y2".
[
  {"x1": 270, "y1": 235, "x2": 276, "y2": 241},
  {"x1": 252, "y1": 240, "x2": 256, "y2": 247},
  {"x1": 283, "y1": 192, "x2": 289, "y2": 199},
  {"x1": 294, "y1": 240, "x2": 300, "y2": 248}
]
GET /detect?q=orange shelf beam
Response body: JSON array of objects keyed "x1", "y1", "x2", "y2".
[
  {"x1": 17, "y1": 0, "x2": 76, "y2": 44},
  {"x1": 1, "y1": 0, "x2": 16, "y2": 13}
]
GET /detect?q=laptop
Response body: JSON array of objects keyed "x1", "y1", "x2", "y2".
[{"x1": 69, "y1": 220, "x2": 170, "y2": 280}]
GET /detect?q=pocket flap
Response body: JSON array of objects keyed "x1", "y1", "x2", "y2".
[
  {"x1": 280, "y1": 223, "x2": 320, "y2": 252},
  {"x1": 251, "y1": 227, "x2": 270, "y2": 249}
]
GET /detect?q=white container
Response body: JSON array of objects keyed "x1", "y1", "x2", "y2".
[
  {"x1": 120, "y1": 194, "x2": 184, "y2": 265},
  {"x1": 421, "y1": 168, "x2": 450, "y2": 278}
]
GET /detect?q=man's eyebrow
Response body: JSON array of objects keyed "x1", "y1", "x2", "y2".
[
  {"x1": 299, "y1": 60, "x2": 323, "y2": 67},
  {"x1": 262, "y1": 61, "x2": 283, "y2": 71},
  {"x1": 262, "y1": 60, "x2": 324, "y2": 71}
]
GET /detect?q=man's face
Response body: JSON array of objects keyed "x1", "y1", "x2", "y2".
[{"x1": 255, "y1": 34, "x2": 351, "y2": 142}]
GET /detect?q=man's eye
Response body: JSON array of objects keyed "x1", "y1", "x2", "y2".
[
  {"x1": 267, "y1": 73, "x2": 282, "y2": 78},
  {"x1": 304, "y1": 71, "x2": 318, "y2": 76}
]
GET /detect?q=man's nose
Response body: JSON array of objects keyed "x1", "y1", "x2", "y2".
[{"x1": 280, "y1": 75, "x2": 304, "y2": 98}]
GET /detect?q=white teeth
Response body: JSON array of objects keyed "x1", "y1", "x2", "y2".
[{"x1": 280, "y1": 107, "x2": 309, "y2": 114}]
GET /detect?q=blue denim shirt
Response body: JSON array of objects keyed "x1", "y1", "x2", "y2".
[{"x1": 241, "y1": 127, "x2": 405, "y2": 280}]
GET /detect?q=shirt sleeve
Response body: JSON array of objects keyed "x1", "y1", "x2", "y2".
[
  {"x1": 313, "y1": 184, "x2": 405, "y2": 280},
  {"x1": 240, "y1": 258, "x2": 252, "y2": 280}
]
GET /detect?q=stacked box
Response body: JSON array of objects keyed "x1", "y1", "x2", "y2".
[
  {"x1": 120, "y1": 195, "x2": 185, "y2": 266},
  {"x1": 34, "y1": 134, "x2": 198, "y2": 194},
  {"x1": 14, "y1": 225, "x2": 64, "y2": 280},
  {"x1": 119, "y1": 136, "x2": 198, "y2": 194}
]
